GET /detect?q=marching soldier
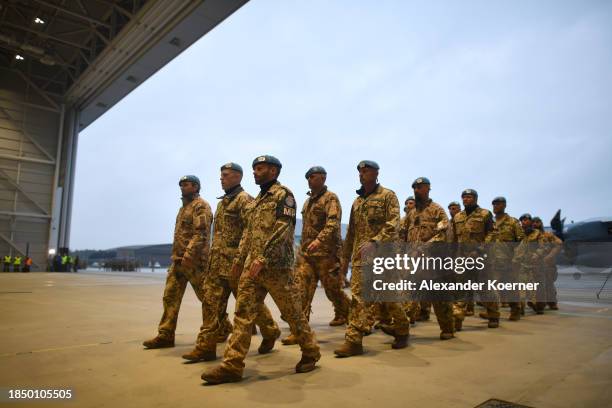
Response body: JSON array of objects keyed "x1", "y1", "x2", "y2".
[
  {"x1": 532, "y1": 216, "x2": 562, "y2": 310},
  {"x1": 201, "y1": 155, "x2": 320, "y2": 384},
  {"x1": 404, "y1": 177, "x2": 454, "y2": 339},
  {"x1": 484, "y1": 197, "x2": 525, "y2": 321},
  {"x1": 182, "y1": 163, "x2": 281, "y2": 362},
  {"x1": 143, "y1": 175, "x2": 213, "y2": 349},
  {"x1": 450, "y1": 189, "x2": 495, "y2": 330},
  {"x1": 334, "y1": 160, "x2": 410, "y2": 357},
  {"x1": 282, "y1": 166, "x2": 350, "y2": 345}
]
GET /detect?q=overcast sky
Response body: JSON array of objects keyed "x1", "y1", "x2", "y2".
[{"x1": 71, "y1": 0, "x2": 612, "y2": 250}]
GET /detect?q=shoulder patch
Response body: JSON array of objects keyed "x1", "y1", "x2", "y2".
[{"x1": 285, "y1": 195, "x2": 295, "y2": 208}]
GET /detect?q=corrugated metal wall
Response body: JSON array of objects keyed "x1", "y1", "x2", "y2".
[{"x1": 0, "y1": 69, "x2": 61, "y2": 270}]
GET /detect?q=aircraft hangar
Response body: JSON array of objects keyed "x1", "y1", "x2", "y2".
[{"x1": 0, "y1": 0, "x2": 249, "y2": 269}]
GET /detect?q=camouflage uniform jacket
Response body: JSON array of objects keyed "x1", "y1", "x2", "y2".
[
  {"x1": 209, "y1": 186, "x2": 253, "y2": 277},
  {"x1": 171, "y1": 195, "x2": 213, "y2": 269},
  {"x1": 485, "y1": 213, "x2": 525, "y2": 263},
  {"x1": 300, "y1": 186, "x2": 342, "y2": 258},
  {"x1": 233, "y1": 181, "x2": 297, "y2": 271},
  {"x1": 405, "y1": 199, "x2": 449, "y2": 243},
  {"x1": 451, "y1": 206, "x2": 494, "y2": 243},
  {"x1": 342, "y1": 184, "x2": 400, "y2": 267}
]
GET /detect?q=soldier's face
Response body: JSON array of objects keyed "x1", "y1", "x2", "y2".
[
  {"x1": 533, "y1": 220, "x2": 543, "y2": 230},
  {"x1": 179, "y1": 181, "x2": 198, "y2": 196},
  {"x1": 449, "y1": 205, "x2": 460, "y2": 218},
  {"x1": 493, "y1": 202, "x2": 506, "y2": 215},
  {"x1": 220, "y1": 169, "x2": 242, "y2": 191},
  {"x1": 308, "y1": 173, "x2": 325, "y2": 191},
  {"x1": 413, "y1": 184, "x2": 430, "y2": 200},
  {"x1": 406, "y1": 200, "x2": 416, "y2": 211},
  {"x1": 253, "y1": 163, "x2": 277, "y2": 185},
  {"x1": 521, "y1": 218, "x2": 532, "y2": 230},
  {"x1": 462, "y1": 194, "x2": 476, "y2": 207},
  {"x1": 358, "y1": 168, "x2": 377, "y2": 185}
]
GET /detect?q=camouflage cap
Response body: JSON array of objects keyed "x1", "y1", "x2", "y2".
[
  {"x1": 492, "y1": 196, "x2": 506, "y2": 204},
  {"x1": 411, "y1": 177, "x2": 431, "y2": 188},
  {"x1": 461, "y1": 188, "x2": 478, "y2": 198},
  {"x1": 220, "y1": 162, "x2": 243, "y2": 174},
  {"x1": 305, "y1": 166, "x2": 327, "y2": 179},
  {"x1": 448, "y1": 201, "x2": 461, "y2": 208},
  {"x1": 252, "y1": 155, "x2": 282, "y2": 169},
  {"x1": 357, "y1": 160, "x2": 379, "y2": 170},
  {"x1": 519, "y1": 213, "x2": 532, "y2": 221},
  {"x1": 179, "y1": 175, "x2": 200, "y2": 186}
]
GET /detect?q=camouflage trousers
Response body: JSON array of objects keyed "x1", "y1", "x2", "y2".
[
  {"x1": 158, "y1": 263, "x2": 204, "y2": 339},
  {"x1": 221, "y1": 266, "x2": 320, "y2": 375},
  {"x1": 453, "y1": 268, "x2": 500, "y2": 320},
  {"x1": 543, "y1": 264, "x2": 558, "y2": 304},
  {"x1": 346, "y1": 265, "x2": 410, "y2": 344},
  {"x1": 195, "y1": 273, "x2": 280, "y2": 351},
  {"x1": 294, "y1": 255, "x2": 350, "y2": 321}
]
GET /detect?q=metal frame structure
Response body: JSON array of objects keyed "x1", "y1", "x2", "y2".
[{"x1": 0, "y1": 0, "x2": 249, "y2": 270}]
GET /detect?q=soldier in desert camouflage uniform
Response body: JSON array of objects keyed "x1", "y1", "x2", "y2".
[
  {"x1": 484, "y1": 197, "x2": 524, "y2": 321},
  {"x1": 450, "y1": 189, "x2": 496, "y2": 330},
  {"x1": 201, "y1": 155, "x2": 320, "y2": 384},
  {"x1": 282, "y1": 166, "x2": 350, "y2": 345},
  {"x1": 182, "y1": 163, "x2": 281, "y2": 362},
  {"x1": 334, "y1": 160, "x2": 410, "y2": 357},
  {"x1": 515, "y1": 214, "x2": 550, "y2": 314},
  {"x1": 533, "y1": 216, "x2": 562, "y2": 310},
  {"x1": 143, "y1": 175, "x2": 213, "y2": 349},
  {"x1": 404, "y1": 177, "x2": 455, "y2": 339}
]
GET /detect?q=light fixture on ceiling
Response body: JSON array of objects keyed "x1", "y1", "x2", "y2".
[
  {"x1": 34, "y1": 17, "x2": 45, "y2": 24},
  {"x1": 15, "y1": 54, "x2": 24, "y2": 60}
]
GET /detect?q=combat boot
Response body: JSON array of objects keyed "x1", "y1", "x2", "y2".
[
  {"x1": 418, "y1": 309, "x2": 430, "y2": 322},
  {"x1": 391, "y1": 334, "x2": 409, "y2": 349},
  {"x1": 334, "y1": 341, "x2": 364, "y2": 357},
  {"x1": 479, "y1": 312, "x2": 489, "y2": 320},
  {"x1": 548, "y1": 302, "x2": 559, "y2": 310},
  {"x1": 329, "y1": 314, "x2": 347, "y2": 326},
  {"x1": 379, "y1": 323, "x2": 396, "y2": 337},
  {"x1": 509, "y1": 310, "x2": 521, "y2": 321},
  {"x1": 258, "y1": 333, "x2": 280, "y2": 354},
  {"x1": 295, "y1": 352, "x2": 321, "y2": 373},
  {"x1": 527, "y1": 301, "x2": 538, "y2": 313},
  {"x1": 281, "y1": 334, "x2": 298, "y2": 346},
  {"x1": 182, "y1": 347, "x2": 216, "y2": 362},
  {"x1": 440, "y1": 332, "x2": 454, "y2": 340},
  {"x1": 488, "y1": 318, "x2": 499, "y2": 328},
  {"x1": 201, "y1": 365, "x2": 242, "y2": 385},
  {"x1": 142, "y1": 335, "x2": 174, "y2": 349}
]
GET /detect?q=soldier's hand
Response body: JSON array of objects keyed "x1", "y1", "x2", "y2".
[
  {"x1": 231, "y1": 264, "x2": 242, "y2": 280},
  {"x1": 307, "y1": 239, "x2": 321, "y2": 254},
  {"x1": 248, "y1": 260, "x2": 264, "y2": 278},
  {"x1": 357, "y1": 242, "x2": 375, "y2": 260}
]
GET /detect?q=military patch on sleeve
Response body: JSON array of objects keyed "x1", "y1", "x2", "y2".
[{"x1": 278, "y1": 193, "x2": 297, "y2": 219}]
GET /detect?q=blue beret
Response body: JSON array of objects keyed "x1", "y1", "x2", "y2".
[
  {"x1": 492, "y1": 196, "x2": 506, "y2": 204},
  {"x1": 357, "y1": 160, "x2": 379, "y2": 170},
  {"x1": 461, "y1": 189, "x2": 478, "y2": 198},
  {"x1": 519, "y1": 213, "x2": 532, "y2": 221},
  {"x1": 179, "y1": 175, "x2": 200, "y2": 186},
  {"x1": 252, "y1": 155, "x2": 282, "y2": 169},
  {"x1": 448, "y1": 201, "x2": 461, "y2": 208},
  {"x1": 305, "y1": 166, "x2": 327, "y2": 179},
  {"x1": 412, "y1": 177, "x2": 430, "y2": 188},
  {"x1": 220, "y1": 162, "x2": 243, "y2": 174}
]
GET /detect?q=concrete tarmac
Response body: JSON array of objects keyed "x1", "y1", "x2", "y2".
[{"x1": 0, "y1": 271, "x2": 611, "y2": 408}]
